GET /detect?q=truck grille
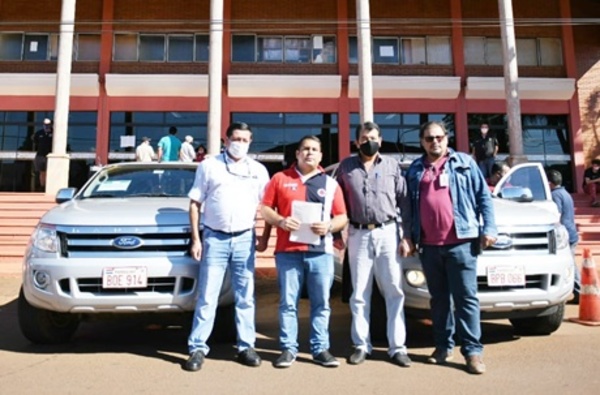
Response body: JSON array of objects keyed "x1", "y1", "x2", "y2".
[
  {"x1": 487, "y1": 228, "x2": 553, "y2": 253},
  {"x1": 56, "y1": 225, "x2": 191, "y2": 257},
  {"x1": 59, "y1": 277, "x2": 195, "y2": 295}
]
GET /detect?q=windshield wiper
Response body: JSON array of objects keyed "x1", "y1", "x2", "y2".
[{"x1": 85, "y1": 193, "x2": 119, "y2": 199}]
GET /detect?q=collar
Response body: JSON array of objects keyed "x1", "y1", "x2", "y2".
[{"x1": 290, "y1": 162, "x2": 324, "y2": 183}]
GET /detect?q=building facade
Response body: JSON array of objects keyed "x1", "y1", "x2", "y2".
[{"x1": 0, "y1": 0, "x2": 598, "y2": 192}]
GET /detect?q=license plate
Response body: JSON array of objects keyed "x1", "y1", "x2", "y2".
[
  {"x1": 102, "y1": 267, "x2": 148, "y2": 289},
  {"x1": 486, "y1": 265, "x2": 526, "y2": 287}
]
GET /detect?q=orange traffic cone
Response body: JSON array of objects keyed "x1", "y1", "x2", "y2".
[{"x1": 569, "y1": 248, "x2": 600, "y2": 326}]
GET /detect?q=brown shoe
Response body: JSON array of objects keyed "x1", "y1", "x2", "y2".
[
  {"x1": 466, "y1": 354, "x2": 486, "y2": 375},
  {"x1": 427, "y1": 348, "x2": 454, "y2": 365}
]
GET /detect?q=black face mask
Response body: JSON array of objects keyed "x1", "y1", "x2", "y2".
[{"x1": 359, "y1": 140, "x2": 380, "y2": 157}]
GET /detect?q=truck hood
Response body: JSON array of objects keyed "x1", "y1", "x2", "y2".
[
  {"x1": 492, "y1": 198, "x2": 559, "y2": 227},
  {"x1": 40, "y1": 198, "x2": 190, "y2": 227}
]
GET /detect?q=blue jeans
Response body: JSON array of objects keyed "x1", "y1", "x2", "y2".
[
  {"x1": 188, "y1": 227, "x2": 256, "y2": 355},
  {"x1": 420, "y1": 242, "x2": 482, "y2": 357},
  {"x1": 478, "y1": 157, "x2": 495, "y2": 179},
  {"x1": 571, "y1": 243, "x2": 581, "y2": 295},
  {"x1": 275, "y1": 252, "x2": 334, "y2": 357}
]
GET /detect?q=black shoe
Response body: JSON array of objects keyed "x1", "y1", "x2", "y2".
[
  {"x1": 427, "y1": 348, "x2": 454, "y2": 365},
  {"x1": 568, "y1": 293, "x2": 580, "y2": 305},
  {"x1": 273, "y1": 350, "x2": 296, "y2": 368},
  {"x1": 184, "y1": 350, "x2": 205, "y2": 371},
  {"x1": 391, "y1": 352, "x2": 412, "y2": 367},
  {"x1": 237, "y1": 348, "x2": 261, "y2": 367},
  {"x1": 313, "y1": 350, "x2": 340, "y2": 367},
  {"x1": 347, "y1": 349, "x2": 367, "y2": 365}
]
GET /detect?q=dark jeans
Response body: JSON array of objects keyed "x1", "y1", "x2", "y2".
[
  {"x1": 420, "y1": 241, "x2": 483, "y2": 357},
  {"x1": 477, "y1": 157, "x2": 495, "y2": 179}
]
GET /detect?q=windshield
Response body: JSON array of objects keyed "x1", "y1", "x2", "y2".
[
  {"x1": 80, "y1": 166, "x2": 196, "y2": 199},
  {"x1": 496, "y1": 163, "x2": 549, "y2": 202}
]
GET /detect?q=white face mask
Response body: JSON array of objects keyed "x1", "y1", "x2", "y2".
[{"x1": 227, "y1": 141, "x2": 250, "y2": 159}]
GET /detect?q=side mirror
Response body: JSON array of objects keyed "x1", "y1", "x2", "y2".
[{"x1": 56, "y1": 188, "x2": 77, "y2": 204}]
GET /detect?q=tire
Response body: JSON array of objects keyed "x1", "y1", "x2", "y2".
[
  {"x1": 18, "y1": 288, "x2": 80, "y2": 344},
  {"x1": 509, "y1": 303, "x2": 565, "y2": 336}
]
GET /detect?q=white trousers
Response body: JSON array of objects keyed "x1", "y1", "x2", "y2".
[{"x1": 347, "y1": 222, "x2": 407, "y2": 356}]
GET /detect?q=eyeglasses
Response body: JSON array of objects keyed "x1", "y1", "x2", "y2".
[{"x1": 423, "y1": 135, "x2": 446, "y2": 143}]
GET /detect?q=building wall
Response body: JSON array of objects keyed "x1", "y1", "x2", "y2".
[{"x1": 0, "y1": 0, "x2": 597, "y2": 189}]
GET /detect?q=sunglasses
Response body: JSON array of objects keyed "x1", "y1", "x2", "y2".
[{"x1": 423, "y1": 135, "x2": 446, "y2": 143}]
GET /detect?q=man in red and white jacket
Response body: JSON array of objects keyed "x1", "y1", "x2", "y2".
[{"x1": 262, "y1": 135, "x2": 347, "y2": 369}]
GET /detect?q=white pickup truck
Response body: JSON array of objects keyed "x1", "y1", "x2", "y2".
[
  {"x1": 331, "y1": 162, "x2": 575, "y2": 336},
  {"x1": 18, "y1": 162, "x2": 235, "y2": 344}
]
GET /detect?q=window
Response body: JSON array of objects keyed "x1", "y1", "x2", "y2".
[
  {"x1": 76, "y1": 34, "x2": 101, "y2": 61},
  {"x1": 464, "y1": 36, "x2": 485, "y2": 65},
  {"x1": 139, "y1": 35, "x2": 165, "y2": 61},
  {"x1": 485, "y1": 38, "x2": 503, "y2": 65},
  {"x1": 465, "y1": 36, "x2": 562, "y2": 67},
  {"x1": 373, "y1": 37, "x2": 399, "y2": 64},
  {"x1": 195, "y1": 34, "x2": 209, "y2": 62},
  {"x1": 23, "y1": 34, "x2": 49, "y2": 61},
  {"x1": 258, "y1": 37, "x2": 283, "y2": 62},
  {"x1": 348, "y1": 36, "x2": 358, "y2": 64},
  {"x1": 0, "y1": 33, "x2": 23, "y2": 60},
  {"x1": 232, "y1": 34, "x2": 336, "y2": 64},
  {"x1": 401, "y1": 38, "x2": 426, "y2": 65},
  {"x1": 168, "y1": 35, "x2": 193, "y2": 62},
  {"x1": 539, "y1": 38, "x2": 562, "y2": 66},
  {"x1": 284, "y1": 37, "x2": 311, "y2": 63},
  {"x1": 426, "y1": 36, "x2": 452, "y2": 65},
  {"x1": 312, "y1": 36, "x2": 336, "y2": 63},
  {"x1": 516, "y1": 38, "x2": 537, "y2": 66},
  {"x1": 114, "y1": 34, "x2": 137, "y2": 61},
  {"x1": 232, "y1": 35, "x2": 256, "y2": 62}
]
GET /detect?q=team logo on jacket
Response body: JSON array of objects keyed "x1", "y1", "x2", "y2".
[{"x1": 317, "y1": 188, "x2": 326, "y2": 197}]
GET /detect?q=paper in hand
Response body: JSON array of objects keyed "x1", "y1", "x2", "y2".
[{"x1": 289, "y1": 200, "x2": 323, "y2": 245}]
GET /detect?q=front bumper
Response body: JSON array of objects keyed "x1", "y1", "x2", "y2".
[{"x1": 21, "y1": 251, "x2": 234, "y2": 314}]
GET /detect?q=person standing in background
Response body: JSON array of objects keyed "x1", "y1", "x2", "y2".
[
  {"x1": 196, "y1": 144, "x2": 207, "y2": 162},
  {"x1": 471, "y1": 123, "x2": 498, "y2": 179},
  {"x1": 135, "y1": 137, "x2": 156, "y2": 162},
  {"x1": 180, "y1": 135, "x2": 196, "y2": 163},
  {"x1": 546, "y1": 169, "x2": 580, "y2": 304},
  {"x1": 157, "y1": 126, "x2": 182, "y2": 162},
  {"x1": 33, "y1": 118, "x2": 53, "y2": 190},
  {"x1": 583, "y1": 159, "x2": 600, "y2": 207}
]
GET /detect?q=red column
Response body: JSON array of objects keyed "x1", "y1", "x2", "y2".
[
  {"x1": 450, "y1": 0, "x2": 468, "y2": 153},
  {"x1": 337, "y1": 0, "x2": 351, "y2": 160},
  {"x1": 560, "y1": 0, "x2": 584, "y2": 192},
  {"x1": 95, "y1": 0, "x2": 114, "y2": 165}
]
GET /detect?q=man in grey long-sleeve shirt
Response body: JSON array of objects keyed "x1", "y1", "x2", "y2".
[{"x1": 336, "y1": 121, "x2": 414, "y2": 367}]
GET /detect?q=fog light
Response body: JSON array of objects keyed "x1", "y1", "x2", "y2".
[
  {"x1": 405, "y1": 270, "x2": 426, "y2": 287},
  {"x1": 33, "y1": 270, "x2": 50, "y2": 289}
]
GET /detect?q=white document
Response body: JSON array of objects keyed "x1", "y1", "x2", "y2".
[
  {"x1": 289, "y1": 200, "x2": 323, "y2": 245},
  {"x1": 380, "y1": 45, "x2": 395, "y2": 57}
]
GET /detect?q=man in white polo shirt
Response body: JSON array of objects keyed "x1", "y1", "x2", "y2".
[{"x1": 184, "y1": 122, "x2": 271, "y2": 371}]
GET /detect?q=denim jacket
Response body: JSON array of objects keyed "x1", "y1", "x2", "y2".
[{"x1": 405, "y1": 148, "x2": 497, "y2": 245}]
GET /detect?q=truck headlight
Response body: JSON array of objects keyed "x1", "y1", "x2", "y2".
[
  {"x1": 554, "y1": 224, "x2": 569, "y2": 251},
  {"x1": 405, "y1": 269, "x2": 427, "y2": 287},
  {"x1": 31, "y1": 224, "x2": 59, "y2": 253}
]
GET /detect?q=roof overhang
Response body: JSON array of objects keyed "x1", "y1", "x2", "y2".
[
  {"x1": 348, "y1": 76, "x2": 461, "y2": 99},
  {"x1": 228, "y1": 75, "x2": 341, "y2": 98},
  {"x1": 465, "y1": 77, "x2": 576, "y2": 100},
  {"x1": 105, "y1": 74, "x2": 208, "y2": 97},
  {"x1": 0, "y1": 73, "x2": 99, "y2": 96}
]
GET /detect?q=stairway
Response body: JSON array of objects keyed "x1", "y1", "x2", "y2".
[
  {"x1": 0, "y1": 193, "x2": 56, "y2": 275},
  {"x1": 573, "y1": 193, "x2": 600, "y2": 260}
]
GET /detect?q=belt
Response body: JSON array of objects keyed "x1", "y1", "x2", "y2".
[
  {"x1": 205, "y1": 226, "x2": 252, "y2": 236},
  {"x1": 350, "y1": 219, "x2": 396, "y2": 230}
]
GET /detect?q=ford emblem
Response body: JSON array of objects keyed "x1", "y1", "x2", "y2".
[
  {"x1": 112, "y1": 235, "x2": 144, "y2": 250},
  {"x1": 492, "y1": 234, "x2": 513, "y2": 249}
]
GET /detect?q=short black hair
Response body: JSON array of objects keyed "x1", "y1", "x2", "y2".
[
  {"x1": 419, "y1": 121, "x2": 447, "y2": 138},
  {"x1": 491, "y1": 161, "x2": 508, "y2": 175},
  {"x1": 592, "y1": 159, "x2": 600, "y2": 166},
  {"x1": 169, "y1": 126, "x2": 178, "y2": 134},
  {"x1": 546, "y1": 169, "x2": 563, "y2": 186},
  {"x1": 355, "y1": 121, "x2": 381, "y2": 141},
  {"x1": 226, "y1": 121, "x2": 252, "y2": 138},
  {"x1": 296, "y1": 135, "x2": 322, "y2": 151}
]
